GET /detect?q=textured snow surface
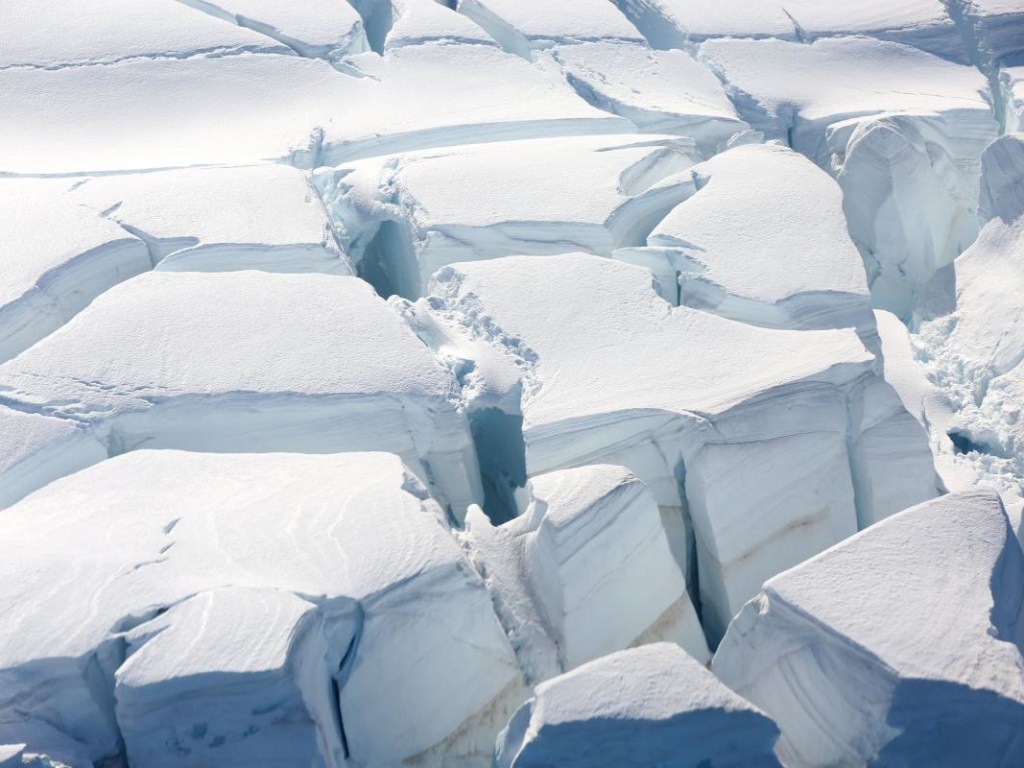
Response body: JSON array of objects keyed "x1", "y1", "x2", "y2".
[{"x1": 2, "y1": 0, "x2": 1022, "y2": 765}]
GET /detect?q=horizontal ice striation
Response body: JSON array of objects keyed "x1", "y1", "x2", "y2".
[
  {"x1": 314, "y1": 134, "x2": 701, "y2": 299},
  {"x1": 0, "y1": 178, "x2": 152, "y2": 363},
  {"x1": 406, "y1": 253, "x2": 939, "y2": 642},
  {"x1": 916, "y1": 134, "x2": 1024, "y2": 495},
  {"x1": 173, "y1": 0, "x2": 370, "y2": 61},
  {"x1": 461, "y1": 465, "x2": 708, "y2": 685},
  {"x1": 612, "y1": 0, "x2": 961, "y2": 59},
  {"x1": 0, "y1": 271, "x2": 483, "y2": 516},
  {"x1": 714, "y1": 490, "x2": 1024, "y2": 767},
  {"x1": 618, "y1": 142, "x2": 874, "y2": 340},
  {"x1": 0, "y1": 0, "x2": 290, "y2": 69},
  {"x1": 495, "y1": 643, "x2": 781, "y2": 768},
  {"x1": 700, "y1": 36, "x2": 998, "y2": 319},
  {"x1": 955, "y1": 0, "x2": 1024, "y2": 68},
  {"x1": 71, "y1": 164, "x2": 352, "y2": 275},
  {"x1": 0, "y1": 451, "x2": 521, "y2": 767},
  {"x1": 450, "y1": 0, "x2": 747, "y2": 151}
]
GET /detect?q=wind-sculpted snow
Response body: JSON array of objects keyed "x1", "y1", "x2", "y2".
[
  {"x1": 405, "y1": 254, "x2": 938, "y2": 641},
  {"x1": 0, "y1": 451, "x2": 520, "y2": 767},
  {"x1": 620, "y1": 142, "x2": 874, "y2": 337},
  {"x1": 315, "y1": 134, "x2": 705, "y2": 299},
  {"x1": 701, "y1": 36, "x2": 997, "y2": 318},
  {"x1": 714, "y1": 490, "x2": 1024, "y2": 767},
  {"x1": 495, "y1": 644, "x2": 781, "y2": 768},
  {"x1": 0, "y1": 271, "x2": 483, "y2": 516}
]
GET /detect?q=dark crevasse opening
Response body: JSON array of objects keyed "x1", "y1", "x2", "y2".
[{"x1": 469, "y1": 407, "x2": 527, "y2": 525}]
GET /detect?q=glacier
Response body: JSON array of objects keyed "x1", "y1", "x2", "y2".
[{"x1": 2, "y1": 0, "x2": 1023, "y2": 765}]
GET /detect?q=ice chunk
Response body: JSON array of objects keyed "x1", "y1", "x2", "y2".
[
  {"x1": 1004, "y1": 67, "x2": 1024, "y2": 131},
  {"x1": 384, "y1": 0, "x2": 497, "y2": 50},
  {"x1": 315, "y1": 134, "x2": 700, "y2": 298},
  {"x1": 0, "y1": 451, "x2": 520, "y2": 766},
  {"x1": 462, "y1": 465, "x2": 708, "y2": 683},
  {"x1": 714, "y1": 490, "x2": 1024, "y2": 767},
  {"x1": 701, "y1": 36, "x2": 997, "y2": 317},
  {"x1": 613, "y1": 0, "x2": 959, "y2": 58},
  {"x1": 0, "y1": 0, "x2": 287, "y2": 68},
  {"x1": 0, "y1": 271, "x2": 483, "y2": 515},
  {"x1": 70, "y1": 165, "x2": 351, "y2": 275},
  {"x1": 410, "y1": 254, "x2": 938, "y2": 641},
  {"x1": 496, "y1": 643, "x2": 781, "y2": 768},
  {"x1": 957, "y1": 0, "x2": 1024, "y2": 68},
  {"x1": 0, "y1": 178, "x2": 152, "y2": 362},
  {"x1": 634, "y1": 142, "x2": 873, "y2": 337}
]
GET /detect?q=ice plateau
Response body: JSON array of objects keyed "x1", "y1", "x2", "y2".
[{"x1": 1, "y1": 0, "x2": 1023, "y2": 766}]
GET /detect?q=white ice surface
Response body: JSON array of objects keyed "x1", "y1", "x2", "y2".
[
  {"x1": 0, "y1": 178, "x2": 151, "y2": 362},
  {"x1": 639, "y1": 142, "x2": 872, "y2": 334},
  {"x1": 495, "y1": 643, "x2": 780, "y2": 768},
  {"x1": 0, "y1": 451, "x2": 519, "y2": 766},
  {"x1": 70, "y1": 165, "x2": 351, "y2": 274},
  {"x1": 714, "y1": 490, "x2": 1024, "y2": 767},
  {"x1": 0, "y1": 271, "x2": 483, "y2": 516},
  {"x1": 409, "y1": 253, "x2": 938, "y2": 641}
]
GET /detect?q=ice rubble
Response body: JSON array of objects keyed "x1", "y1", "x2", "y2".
[
  {"x1": 612, "y1": 0, "x2": 960, "y2": 58},
  {"x1": 404, "y1": 253, "x2": 938, "y2": 641},
  {"x1": 0, "y1": 451, "x2": 520, "y2": 767},
  {"x1": 714, "y1": 490, "x2": 1024, "y2": 767},
  {"x1": 461, "y1": 465, "x2": 708, "y2": 686},
  {"x1": 701, "y1": 35, "x2": 998, "y2": 318},
  {"x1": 495, "y1": 643, "x2": 781, "y2": 768},
  {"x1": 619, "y1": 142, "x2": 873, "y2": 337},
  {"x1": 0, "y1": 271, "x2": 483, "y2": 516},
  {"x1": 315, "y1": 134, "x2": 704, "y2": 298}
]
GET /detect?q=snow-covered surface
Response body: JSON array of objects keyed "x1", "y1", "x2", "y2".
[
  {"x1": 496, "y1": 643, "x2": 781, "y2": 767},
  {"x1": 714, "y1": 490, "x2": 1024, "y2": 766},
  {"x1": 0, "y1": 451, "x2": 520, "y2": 766},
  {"x1": 407, "y1": 253, "x2": 937, "y2": 640},
  {"x1": 636, "y1": 142, "x2": 872, "y2": 334},
  {"x1": 4, "y1": 1, "x2": 1021, "y2": 764},
  {"x1": 0, "y1": 271, "x2": 483, "y2": 516}
]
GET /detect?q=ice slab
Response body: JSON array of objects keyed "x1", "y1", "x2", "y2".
[
  {"x1": 0, "y1": 0, "x2": 287, "y2": 68},
  {"x1": 0, "y1": 178, "x2": 152, "y2": 362},
  {"x1": 463, "y1": 465, "x2": 708, "y2": 683},
  {"x1": 613, "y1": 0, "x2": 960, "y2": 58},
  {"x1": 0, "y1": 451, "x2": 520, "y2": 766},
  {"x1": 633, "y1": 142, "x2": 872, "y2": 336},
  {"x1": 70, "y1": 165, "x2": 351, "y2": 274},
  {"x1": 406, "y1": 253, "x2": 938, "y2": 641},
  {"x1": 700, "y1": 36, "x2": 997, "y2": 317},
  {"x1": 496, "y1": 643, "x2": 781, "y2": 768},
  {"x1": 714, "y1": 490, "x2": 1024, "y2": 767},
  {"x1": 315, "y1": 134, "x2": 700, "y2": 298},
  {"x1": 384, "y1": 0, "x2": 497, "y2": 50},
  {"x1": 0, "y1": 43, "x2": 622, "y2": 175},
  {"x1": 0, "y1": 271, "x2": 483, "y2": 515}
]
